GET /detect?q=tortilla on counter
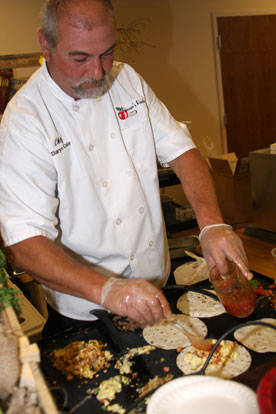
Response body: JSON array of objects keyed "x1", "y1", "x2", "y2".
[
  {"x1": 143, "y1": 314, "x2": 207, "y2": 350},
  {"x1": 177, "y1": 291, "x2": 225, "y2": 317},
  {"x1": 176, "y1": 340, "x2": 251, "y2": 379},
  {"x1": 234, "y1": 318, "x2": 276, "y2": 353}
]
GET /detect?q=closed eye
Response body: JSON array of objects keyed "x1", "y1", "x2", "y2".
[
  {"x1": 74, "y1": 57, "x2": 88, "y2": 63},
  {"x1": 100, "y1": 43, "x2": 116, "y2": 59},
  {"x1": 69, "y1": 43, "x2": 116, "y2": 63}
]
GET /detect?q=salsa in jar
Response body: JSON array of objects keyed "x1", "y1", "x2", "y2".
[{"x1": 210, "y1": 261, "x2": 256, "y2": 318}]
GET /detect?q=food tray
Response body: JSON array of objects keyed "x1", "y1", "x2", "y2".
[
  {"x1": 39, "y1": 318, "x2": 185, "y2": 414},
  {"x1": 38, "y1": 268, "x2": 276, "y2": 414}
]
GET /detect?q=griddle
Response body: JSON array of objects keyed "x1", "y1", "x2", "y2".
[{"x1": 38, "y1": 263, "x2": 276, "y2": 414}]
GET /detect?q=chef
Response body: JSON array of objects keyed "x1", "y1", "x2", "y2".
[{"x1": 0, "y1": 0, "x2": 251, "y2": 336}]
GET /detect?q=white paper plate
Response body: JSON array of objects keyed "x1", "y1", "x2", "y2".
[{"x1": 146, "y1": 376, "x2": 259, "y2": 414}]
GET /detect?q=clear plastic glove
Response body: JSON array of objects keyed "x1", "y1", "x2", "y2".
[
  {"x1": 101, "y1": 277, "x2": 172, "y2": 327},
  {"x1": 199, "y1": 224, "x2": 253, "y2": 279}
]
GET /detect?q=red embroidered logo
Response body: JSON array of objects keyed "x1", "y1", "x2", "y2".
[
  {"x1": 116, "y1": 106, "x2": 137, "y2": 120},
  {"x1": 115, "y1": 100, "x2": 145, "y2": 120}
]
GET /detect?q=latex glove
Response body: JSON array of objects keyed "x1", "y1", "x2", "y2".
[
  {"x1": 199, "y1": 224, "x2": 253, "y2": 279},
  {"x1": 101, "y1": 277, "x2": 172, "y2": 327}
]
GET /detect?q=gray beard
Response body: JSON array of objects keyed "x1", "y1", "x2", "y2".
[{"x1": 72, "y1": 75, "x2": 108, "y2": 99}]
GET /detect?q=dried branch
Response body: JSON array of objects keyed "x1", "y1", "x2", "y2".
[{"x1": 115, "y1": 19, "x2": 155, "y2": 63}]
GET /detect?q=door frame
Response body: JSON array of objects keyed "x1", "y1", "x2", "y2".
[{"x1": 211, "y1": 9, "x2": 276, "y2": 154}]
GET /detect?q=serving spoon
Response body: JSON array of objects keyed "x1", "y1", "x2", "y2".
[{"x1": 170, "y1": 320, "x2": 214, "y2": 351}]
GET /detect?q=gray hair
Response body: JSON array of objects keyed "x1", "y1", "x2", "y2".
[{"x1": 40, "y1": 0, "x2": 114, "y2": 52}]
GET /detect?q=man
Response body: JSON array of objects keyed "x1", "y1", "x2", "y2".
[{"x1": 0, "y1": 0, "x2": 251, "y2": 336}]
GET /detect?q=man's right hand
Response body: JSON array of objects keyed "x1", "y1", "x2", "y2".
[{"x1": 101, "y1": 277, "x2": 172, "y2": 327}]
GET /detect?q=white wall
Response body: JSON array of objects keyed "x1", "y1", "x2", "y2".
[
  {"x1": 1, "y1": 0, "x2": 276, "y2": 157},
  {"x1": 0, "y1": 0, "x2": 44, "y2": 78},
  {"x1": 0, "y1": 0, "x2": 43, "y2": 54},
  {"x1": 113, "y1": 0, "x2": 276, "y2": 158}
]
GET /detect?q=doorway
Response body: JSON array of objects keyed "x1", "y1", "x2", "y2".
[{"x1": 214, "y1": 13, "x2": 276, "y2": 158}]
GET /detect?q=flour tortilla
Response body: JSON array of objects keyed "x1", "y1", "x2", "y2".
[
  {"x1": 176, "y1": 340, "x2": 251, "y2": 379},
  {"x1": 176, "y1": 291, "x2": 226, "y2": 317},
  {"x1": 234, "y1": 318, "x2": 276, "y2": 353},
  {"x1": 142, "y1": 314, "x2": 207, "y2": 350}
]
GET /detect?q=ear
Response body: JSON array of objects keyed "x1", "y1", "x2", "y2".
[{"x1": 38, "y1": 28, "x2": 50, "y2": 61}]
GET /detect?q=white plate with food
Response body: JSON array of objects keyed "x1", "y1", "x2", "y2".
[{"x1": 147, "y1": 375, "x2": 259, "y2": 414}]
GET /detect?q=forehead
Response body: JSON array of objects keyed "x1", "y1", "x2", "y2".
[
  {"x1": 58, "y1": 0, "x2": 114, "y2": 29},
  {"x1": 55, "y1": 0, "x2": 115, "y2": 53},
  {"x1": 56, "y1": 24, "x2": 116, "y2": 57}
]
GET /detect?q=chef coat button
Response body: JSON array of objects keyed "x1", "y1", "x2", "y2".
[
  {"x1": 102, "y1": 181, "x2": 108, "y2": 188},
  {"x1": 73, "y1": 103, "x2": 80, "y2": 112},
  {"x1": 139, "y1": 207, "x2": 144, "y2": 214},
  {"x1": 110, "y1": 132, "x2": 116, "y2": 139},
  {"x1": 130, "y1": 254, "x2": 135, "y2": 261},
  {"x1": 89, "y1": 144, "x2": 94, "y2": 151},
  {"x1": 125, "y1": 169, "x2": 132, "y2": 177},
  {"x1": 149, "y1": 240, "x2": 154, "y2": 247},
  {"x1": 115, "y1": 218, "x2": 122, "y2": 225}
]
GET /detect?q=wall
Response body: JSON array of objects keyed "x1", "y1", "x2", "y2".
[
  {"x1": 0, "y1": 0, "x2": 43, "y2": 54},
  {"x1": 112, "y1": 0, "x2": 276, "y2": 159},
  {"x1": 0, "y1": 0, "x2": 44, "y2": 78},
  {"x1": 112, "y1": 0, "x2": 276, "y2": 205}
]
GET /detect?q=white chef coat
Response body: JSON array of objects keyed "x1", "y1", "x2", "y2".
[{"x1": 0, "y1": 61, "x2": 196, "y2": 320}]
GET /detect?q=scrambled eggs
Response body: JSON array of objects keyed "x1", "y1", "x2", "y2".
[
  {"x1": 115, "y1": 345, "x2": 155, "y2": 374},
  {"x1": 50, "y1": 339, "x2": 113, "y2": 380},
  {"x1": 184, "y1": 340, "x2": 238, "y2": 371}
]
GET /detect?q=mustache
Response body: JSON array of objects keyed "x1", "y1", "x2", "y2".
[
  {"x1": 72, "y1": 74, "x2": 109, "y2": 99},
  {"x1": 76, "y1": 77, "x2": 106, "y2": 87}
]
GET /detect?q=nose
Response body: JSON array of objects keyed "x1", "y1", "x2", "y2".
[{"x1": 87, "y1": 57, "x2": 104, "y2": 80}]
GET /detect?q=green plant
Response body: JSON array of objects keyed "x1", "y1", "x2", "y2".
[
  {"x1": 0, "y1": 248, "x2": 7, "y2": 268},
  {"x1": 0, "y1": 251, "x2": 21, "y2": 315}
]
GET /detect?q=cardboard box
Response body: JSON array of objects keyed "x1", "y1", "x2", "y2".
[
  {"x1": 249, "y1": 148, "x2": 276, "y2": 233},
  {"x1": 207, "y1": 153, "x2": 254, "y2": 225}
]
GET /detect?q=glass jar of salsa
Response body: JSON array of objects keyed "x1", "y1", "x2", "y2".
[{"x1": 209, "y1": 260, "x2": 256, "y2": 318}]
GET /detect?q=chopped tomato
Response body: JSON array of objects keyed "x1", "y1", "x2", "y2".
[
  {"x1": 254, "y1": 282, "x2": 276, "y2": 310},
  {"x1": 254, "y1": 284, "x2": 272, "y2": 296}
]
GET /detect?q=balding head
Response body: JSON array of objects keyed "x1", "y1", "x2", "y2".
[{"x1": 41, "y1": 0, "x2": 115, "y2": 52}]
